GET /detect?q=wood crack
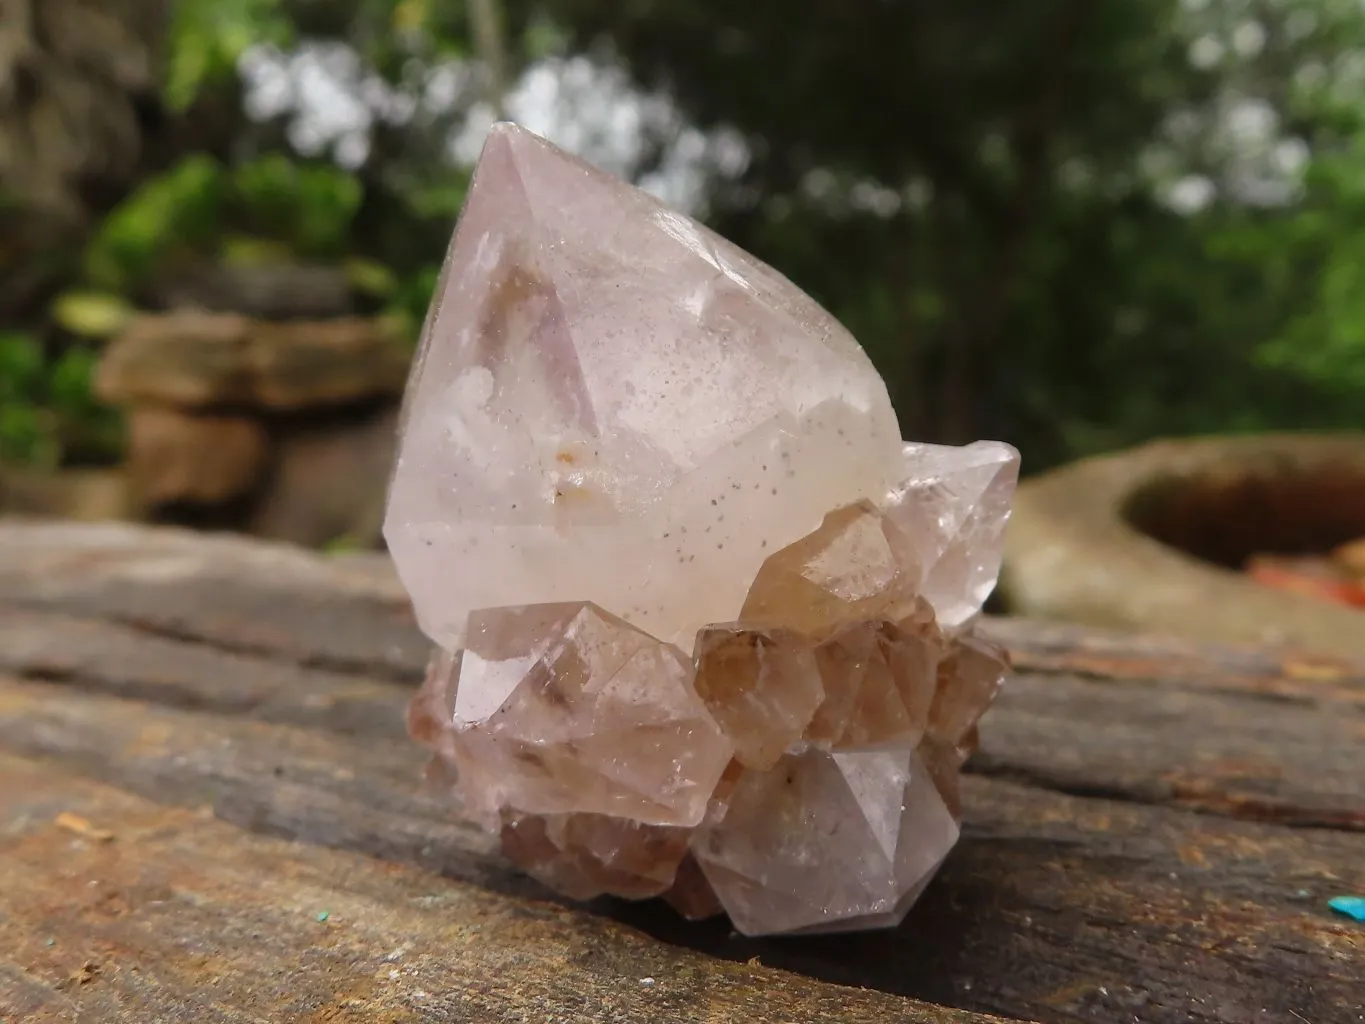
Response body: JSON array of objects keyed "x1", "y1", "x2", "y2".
[{"x1": 966, "y1": 758, "x2": 1365, "y2": 833}]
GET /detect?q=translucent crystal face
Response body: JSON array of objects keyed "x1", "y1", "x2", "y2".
[
  {"x1": 690, "y1": 745, "x2": 960, "y2": 936},
  {"x1": 384, "y1": 123, "x2": 905, "y2": 652},
  {"x1": 883, "y1": 441, "x2": 1020, "y2": 630},
  {"x1": 438, "y1": 602, "x2": 733, "y2": 829},
  {"x1": 395, "y1": 123, "x2": 1020, "y2": 939}
]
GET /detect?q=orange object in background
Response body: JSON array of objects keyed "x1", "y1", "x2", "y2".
[
  {"x1": 1245, "y1": 554, "x2": 1365, "y2": 608},
  {"x1": 1332, "y1": 537, "x2": 1365, "y2": 578}
]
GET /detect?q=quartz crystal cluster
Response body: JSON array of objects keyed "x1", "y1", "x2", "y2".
[{"x1": 388, "y1": 123, "x2": 1019, "y2": 937}]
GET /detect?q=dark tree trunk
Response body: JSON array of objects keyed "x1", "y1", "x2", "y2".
[{"x1": 0, "y1": 0, "x2": 169, "y2": 316}]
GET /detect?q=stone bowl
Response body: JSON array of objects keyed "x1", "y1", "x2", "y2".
[{"x1": 999, "y1": 432, "x2": 1365, "y2": 662}]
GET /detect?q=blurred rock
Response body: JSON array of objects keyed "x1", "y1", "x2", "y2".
[
  {"x1": 1332, "y1": 537, "x2": 1365, "y2": 578},
  {"x1": 0, "y1": 465, "x2": 134, "y2": 522},
  {"x1": 250, "y1": 405, "x2": 398, "y2": 549},
  {"x1": 1001, "y1": 432, "x2": 1365, "y2": 662},
  {"x1": 155, "y1": 263, "x2": 355, "y2": 321},
  {"x1": 97, "y1": 312, "x2": 410, "y2": 411},
  {"x1": 127, "y1": 407, "x2": 269, "y2": 507}
]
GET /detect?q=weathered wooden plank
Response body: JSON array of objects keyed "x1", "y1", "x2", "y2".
[
  {"x1": 0, "y1": 674, "x2": 509, "y2": 891},
  {"x1": 982, "y1": 672, "x2": 1365, "y2": 829},
  {"x1": 3, "y1": 596, "x2": 1360, "y2": 831},
  {"x1": 0, "y1": 521, "x2": 424, "y2": 678},
  {"x1": 0, "y1": 676, "x2": 1359, "y2": 1024},
  {"x1": 0, "y1": 604, "x2": 407, "y2": 735},
  {"x1": 1, "y1": 521, "x2": 1362, "y2": 1024},
  {"x1": 983, "y1": 616, "x2": 1365, "y2": 705},
  {"x1": 0, "y1": 753, "x2": 1002, "y2": 1024},
  {"x1": 741, "y1": 780, "x2": 1364, "y2": 1023}
]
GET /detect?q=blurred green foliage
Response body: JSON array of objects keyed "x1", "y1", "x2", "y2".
[
  {"x1": 3, "y1": 0, "x2": 470, "y2": 467},
  {"x1": 164, "y1": 0, "x2": 294, "y2": 112},
  {"x1": 528, "y1": 0, "x2": 1365, "y2": 460},
  {"x1": 0, "y1": 331, "x2": 120, "y2": 467},
  {"x1": 5, "y1": 0, "x2": 1365, "y2": 475},
  {"x1": 84, "y1": 153, "x2": 366, "y2": 293}
]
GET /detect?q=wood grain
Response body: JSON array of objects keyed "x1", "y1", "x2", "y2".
[{"x1": 0, "y1": 754, "x2": 1000, "y2": 1024}]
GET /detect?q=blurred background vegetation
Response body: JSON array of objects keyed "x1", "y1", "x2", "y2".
[{"x1": 4, "y1": 0, "x2": 1365, "y2": 476}]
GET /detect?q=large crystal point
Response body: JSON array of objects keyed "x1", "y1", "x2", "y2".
[{"x1": 384, "y1": 123, "x2": 905, "y2": 651}]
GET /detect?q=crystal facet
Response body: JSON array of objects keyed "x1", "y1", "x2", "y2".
[
  {"x1": 883, "y1": 441, "x2": 1021, "y2": 630},
  {"x1": 692, "y1": 625, "x2": 823, "y2": 770},
  {"x1": 806, "y1": 617, "x2": 940, "y2": 750},
  {"x1": 393, "y1": 123, "x2": 1017, "y2": 937},
  {"x1": 740, "y1": 500, "x2": 925, "y2": 638},
  {"x1": 442, "y1": 602, "x2": 732, "y2": 829},
  {"x1": 690, "y1": 745, "x2": 959, "y2": 936}
]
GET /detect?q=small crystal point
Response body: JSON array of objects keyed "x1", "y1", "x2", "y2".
[
  {"x1": 406, "y1": 646, "x2": 461, "y2": 753},
  {"x1": 692, "y1": 625, "x2": 824, "y2": 770},
  {"x1": 384, "y1": 123, "x2": 905, "y2": 651},
  {"x1": 739, "y1": 500, "x2": 925, "y2": 638},
  {"x1": 438, "y1": 602, "x2": 733, "y2": 828},
  {"x1": 500, "y1": 811, "x2": 692, "y2": 900},
  {"x1": 662, "y1": 853, "x2": 726, "y2": 921},
  {"x1": 807, "y1": 616, "x2": 940, "y2": 750},
  {"x1": 929, "y1": 633, "x2": 1009, "y2": 758},
  {"x1": 690, "y1": 744, "x2": 959, "y2": 937},
  {"x1": 396, "y1": 124, "x2": 1019, "y2": 939},
  {"x1": 883, "y1": 440, "x2": 1020, "y2": 629}
]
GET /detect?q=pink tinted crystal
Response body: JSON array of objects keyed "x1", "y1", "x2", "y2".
[
  {"x1": 444, "y1": 603, "x2": 732, "y2": 829},
  {"x1": 384, "y1": 123, "x2": 905, "y2": 653},
  {"x1": 397, "y1": 123, "x2": 1017, "y2": 938},
  {"x1": 883, "y1": 441, "x2": 1020, "y2": 630},
  {"x1": 690, "y1": 745, "x2": 959, "y2": 936},
  {"x1": 500, "y1": 811, "x2": 692, "y2": 900}
]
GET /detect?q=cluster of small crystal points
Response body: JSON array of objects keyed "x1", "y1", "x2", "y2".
[{"x1": 388, "y1": 123, "x2": 1019, "y2": 937}]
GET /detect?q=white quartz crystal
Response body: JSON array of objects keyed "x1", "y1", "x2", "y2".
[
  {"x1": 384, "y1": 122, "x2": 904, "y2": 651},
  {"x1": 884, "y1": 440, "x2": 1021, "y2": 629}
]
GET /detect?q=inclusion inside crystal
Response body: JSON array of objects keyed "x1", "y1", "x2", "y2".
[{"x1": 390, "y1": 123, "x2": 1019, "y2": 937}]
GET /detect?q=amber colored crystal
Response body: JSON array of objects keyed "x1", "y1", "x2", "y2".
[
  {"x1": 806, "y1": 617, "x2": 940, "y2": 750},
  {"x1": 692, "y1": 626, "x2": 823, "y2": 770},
  {"x1": 739, "y1": 500, "x2": 923, "y2": 639},
  {"x1": 662, "y1": 853, "x2": 726, "y2": 921},
  {"x1": 929, "y1": 633, "x2": 1009, "y2": 758}
]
